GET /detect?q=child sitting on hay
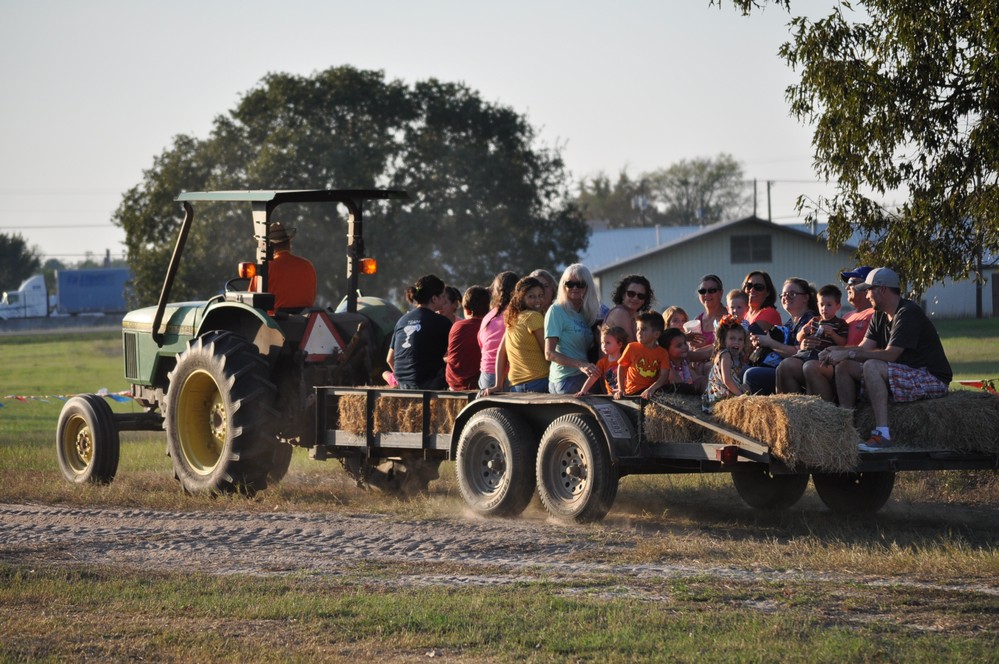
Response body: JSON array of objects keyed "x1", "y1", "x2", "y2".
[{"x1": 576, "y1": 325, "x2": 627, "y2": 396}]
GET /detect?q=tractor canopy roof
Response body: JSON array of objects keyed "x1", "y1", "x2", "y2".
[{"x1": 176, "y1": 189, "x2": 408, "y2": 206}]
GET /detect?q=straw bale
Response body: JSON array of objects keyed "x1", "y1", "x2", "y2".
[
  {"x1": 336, "y1": 393, "x2": 468, "y2": 436},
  {"x1": 645, "y1": 393, "x2": 714, "y2": 444},
  {"x1": 712, "y1": 394, "x2": 860, "y2": 472},
  {"x1": 853, "y1": 389, "x2": 999, "y2": 453},
  {"x1": 337, "y1": 394, "x2": 368, "y2": 436}
]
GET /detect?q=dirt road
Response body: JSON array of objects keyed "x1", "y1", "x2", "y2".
[{"x1": 2, "y1": 502, "x2": 996, "y2": 598}]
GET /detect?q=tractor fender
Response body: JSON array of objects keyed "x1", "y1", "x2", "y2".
[{"x1": 198, "y1": 301, "x2": 287, "y2": 360}]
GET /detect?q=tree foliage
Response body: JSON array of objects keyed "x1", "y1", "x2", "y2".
[
  {"x1": 575, "y1": 155, "x2": 750, "y2": 228},
  {"x1": 645, "y1": 154, "x2": 752, "y2": 225},
  {"x1": 0, "y1": 233, "x2": 41, "y2": 291},
  {"x1": 114, "y1": 67, "x2": 588, "y2": 306},
  {"x1": 727, "y1": 0, "x2": 999, "y2": 293}
]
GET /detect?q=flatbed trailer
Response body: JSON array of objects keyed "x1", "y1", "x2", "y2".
[{"x1": 312, "y1": 386, "x2": 999, "y2": 523}]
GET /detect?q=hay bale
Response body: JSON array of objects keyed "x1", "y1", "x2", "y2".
[
  {"x1": 337, "y1": 394, "x2": 368, "y2": 436},
  {"x1": 336, "y1": 393, "x2": 468, "y2": 436},
  {"x1": 645, "y1": 393, "x2": 714, "y2": 444},
  {"x1": 854, "y1": 389, "x2": 999, "y2": 453},
  {"x1": 712, "y1": 394, "x2": 860, "y2": 473}
]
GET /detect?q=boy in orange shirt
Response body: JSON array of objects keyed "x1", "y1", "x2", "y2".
[{"x1": 615, "y1": 312, "x2": 671, "y2": 400}]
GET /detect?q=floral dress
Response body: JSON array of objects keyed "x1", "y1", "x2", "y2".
[{"x1": 702, "y1": 349, "x2": 745, "y2": 413}]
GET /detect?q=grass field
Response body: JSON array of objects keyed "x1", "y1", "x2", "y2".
[{"x1": 1, "y1": 321, "x2": 997, "y2": 661}]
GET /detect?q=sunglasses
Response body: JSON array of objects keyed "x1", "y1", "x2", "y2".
[
  {"x1": 625, "y1": 289, "x2": 647, "y2": 301},
  {"x1": 780, "y1": 291, "x2": 804, "y2": 299},
  {"x1": 698, "y1": 287, "x2": 721, "y2": 295},
  {"x1": 565, "y1": 280, "x2": 587, "y2": 290},
  {"x1": 743, "y1": 283, "x2": 767, "y2": 292}
]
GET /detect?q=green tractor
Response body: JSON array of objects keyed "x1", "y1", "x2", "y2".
[{"x1": 56, "y1": 189, "x2": 413, "y2": 495}]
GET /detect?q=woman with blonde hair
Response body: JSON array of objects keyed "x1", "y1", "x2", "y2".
[{"x1": 544, "y1": 264, "x2": 601, "y2": 394}]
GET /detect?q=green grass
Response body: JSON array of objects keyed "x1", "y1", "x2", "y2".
[
  {"x1": 932, "y1": 318, "x2": 999, "y2": 382},
  {"x1": 2, "y1": 563, "x2": 995, "y2": 662}
]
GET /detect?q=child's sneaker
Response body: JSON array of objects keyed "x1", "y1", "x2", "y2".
[{"x1": 858, "y1": 431, "x2": 893, "y2": 452}]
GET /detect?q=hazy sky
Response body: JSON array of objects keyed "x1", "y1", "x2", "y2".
[{"x1": 1, "y1": 0, "x2": 839, "y2": 265}]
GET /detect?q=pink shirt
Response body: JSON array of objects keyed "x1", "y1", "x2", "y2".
[{"x1": 478, "y1": 307, "x2": 506, "y2": 374}]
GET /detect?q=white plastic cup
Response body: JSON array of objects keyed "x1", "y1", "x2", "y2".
[{"x1": 683, "y1": 320, "x2": 702, "y2": 335}]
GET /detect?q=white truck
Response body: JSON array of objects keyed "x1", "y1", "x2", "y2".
[{"x1": 0, "y1": 275, "x2": 51, "y2": 319}]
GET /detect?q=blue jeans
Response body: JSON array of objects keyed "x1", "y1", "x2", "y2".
[
  {"x1": 510, "y1": 377, "x2": 550, "y2": 393},
  {"x1": 550, "y1": 373, "x2": 586, "y2": 394},
  {"x1": 743, "y1": 366, "x2": 777, "y2": 395}
]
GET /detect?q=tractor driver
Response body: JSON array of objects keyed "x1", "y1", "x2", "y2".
[{"x1": 250, "y1": 222, "x2": 317, "y2": 312}]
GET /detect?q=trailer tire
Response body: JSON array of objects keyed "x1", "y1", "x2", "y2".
[
  {"x1": 812, "y1": 471, "x2": 895, "y2": 515},
  {"x1": 165, "y1": 331, "x2": 278, "y2": 495},
  {"x1": 456, "y1": 408, "x2": 536, "y2": 517},
  {"x1": 731, "y1": 467, "x2": 808, "y2": 510},
  {"x1": 56, "y1": 394, "x2": 120, "y2": 484},
  {"x1": 536, "y1": 414, "x2": 618, "y2": 524}
]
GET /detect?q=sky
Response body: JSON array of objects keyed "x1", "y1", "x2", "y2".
[{"x1": 1, "y1": 0, "x2": 843, "y2": 267}]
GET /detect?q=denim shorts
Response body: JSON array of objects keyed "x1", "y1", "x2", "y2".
[
  {"x1": 549, "y1": 373, "x2": 586, "y2": 394},
  {"x1": 510, "y1": 377, "x2": 550, "y2": 393}
]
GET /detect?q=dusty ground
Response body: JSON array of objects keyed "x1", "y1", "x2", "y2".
[{"x1": 2, "y1": 502, "x2": 996, "y2": 597}]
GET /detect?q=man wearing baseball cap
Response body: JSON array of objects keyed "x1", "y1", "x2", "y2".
[
  {"x1": 250, "y1": 221, "x2": 317, "y2": 313},
  {"x1": 818, "y1": 267, "x2": 952, "y2": 451}
]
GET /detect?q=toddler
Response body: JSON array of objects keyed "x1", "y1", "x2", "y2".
[
  {"x1": 661, "y1": 328, "x2": 707, "y2": 394},
  {"x1": 702, "y1": 315, "x2": 748, "y2": 412},
  {"x1": 793, "y1": 284, "x2": 848, "y2": 363},
  {"x1": 576, "y1": 325, "x2": 627, "y2": 396}
]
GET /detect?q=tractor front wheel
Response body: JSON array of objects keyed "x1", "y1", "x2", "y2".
[{"x1": 56, "y1": 394, "x2": 120, "y2": 484}]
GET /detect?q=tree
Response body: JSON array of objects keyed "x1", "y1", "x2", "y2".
[
  {"x1": 645, "y1": 153, "x2": 752, "y2": 225},
  {"x1": 576, "y1": 170, "x2": 667, "y2": 228},
  {"x1": 114, "y1": 67, "x2": 588, "y2": 306},
  {"x1": 0, "y1": 233, "x2": 41, "y2": 291},
  {"x1": 724, "y1": 0, "x2": 999, "y2": 298}
]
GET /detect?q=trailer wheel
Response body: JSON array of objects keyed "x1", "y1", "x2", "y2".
[
  {"x1": 456, "y1": 408, "x2": 536, "y2": 517},
  {"x1": 56, "y1": 394, "x2": 120, "y2": 484},
  {"x1": 812, "y1": 472, "x2": 895, "y2": 515},
  {"x1": 165, "y1": 332, "x2": 277, "y2": 495},
  {"x1": 536, "y1": 414, "x2": 617, "y2": 524},
  {"x1": 731, "y1": 467, "x2": 808, "y2": 510}
]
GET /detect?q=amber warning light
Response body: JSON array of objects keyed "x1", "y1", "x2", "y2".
[
  {"x1": 360, "y1": 257, "x2": 377, "y2": 275},
  {"x1": 238, "y1": 262, "x2": 257, "y2": 280}
]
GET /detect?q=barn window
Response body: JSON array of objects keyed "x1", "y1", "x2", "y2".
[{"x1": 730, "y1": 234, "x2": 772, "y2": 263}]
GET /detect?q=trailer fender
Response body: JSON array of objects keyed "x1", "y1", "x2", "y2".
[{"x1": 450, "y1": 396, "x2": 638, "y2": 464}]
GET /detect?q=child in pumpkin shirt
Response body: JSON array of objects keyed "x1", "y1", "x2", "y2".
[{"x1": 615, "y1": 312, "x2": 671, "y2": 400}]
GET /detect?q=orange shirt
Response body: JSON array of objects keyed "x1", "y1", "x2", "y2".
[
  {"x1": 251, "y1": 249, "x2": 317, "y2": 312},
  {"x1": 618, "y1": 342, "x2": 670, "y2": 395}
]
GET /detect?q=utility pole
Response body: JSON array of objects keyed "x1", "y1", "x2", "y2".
[{"x1": 766, "y1": 180, "x2": 773, "y2": 222}]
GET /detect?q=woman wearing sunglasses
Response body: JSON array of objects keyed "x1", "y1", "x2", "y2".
[
  {"x1": 603, "y1": 274, "x2": 655, "y2": 343},
  {"x1": 693, "y1": 274, "x2": 726, "y2": 347},
  {"x1": 544, "y1": 264, "x2": 602, "y2": 394},
  {"x1": 741, "y1": 270, "x2": 782, "y2": 333},
  {"x1": 743, "y1": 277, "x2": 818, "y2": 395}
]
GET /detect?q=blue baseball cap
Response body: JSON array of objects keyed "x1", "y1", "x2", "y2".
[{"x1": 841, "y1": 266, "x2": 873, "y2": 284}]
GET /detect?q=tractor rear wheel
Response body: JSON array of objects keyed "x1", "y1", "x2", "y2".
[
  {"x1": 56, "y1": 394, "x2": 120, "y2": 484},
  {"x1": 165, "y1": 332, "x2": 278, "y2": 495}
]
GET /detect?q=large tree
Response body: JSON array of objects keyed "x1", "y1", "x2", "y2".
[
  {"x1": 645, "y1": 153, "x2": 752, "y2": 225},
  {"x1": 725, "y1": 0, "x2": 999, "y2": 299},
  {"x1": 575, "y1": 155, "x2": 750, "y2": 228},
  {"x1": 0, "y1": 233, "x2": 41, "y2": 291},
  {"x1": 114, "y1": 67, "x2": 588, "y2": 306}
]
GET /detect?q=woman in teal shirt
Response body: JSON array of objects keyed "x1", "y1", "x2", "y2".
[{"x1": 544, "y1": 264, "x2": 601, "y2": 394}]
